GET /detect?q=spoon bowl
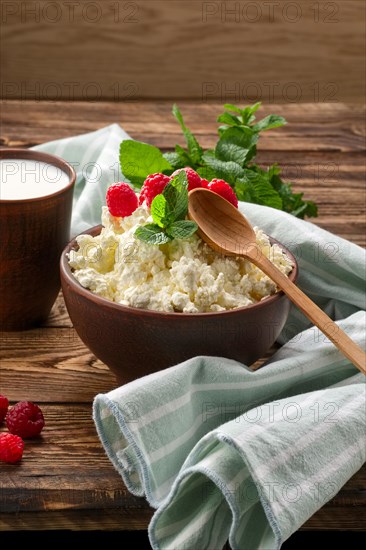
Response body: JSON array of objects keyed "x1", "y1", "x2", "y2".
[{"x1": 189, "y1": 187, "x2": 257, "y2": 257}]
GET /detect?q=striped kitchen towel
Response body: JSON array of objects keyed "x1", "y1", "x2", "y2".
[
  {"x1": 37, "y1": 125, "x2": 366, "y2": 549},
  {"x1": 93, "y1": 328, "x2": 365, "y2": 549}
]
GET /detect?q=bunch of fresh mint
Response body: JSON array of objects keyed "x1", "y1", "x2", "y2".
[
  {"x1": 135, "y1": 171, "x2": 198, "y2": 244},
  {"x1": 120, "y1": 102, "x2": 317, "y2": 219}
]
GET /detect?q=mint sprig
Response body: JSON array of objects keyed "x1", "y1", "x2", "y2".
[
  {"x1": 119, "y1": 140, "x2": 171, "y2": 187},
  {"x1": 134, "y1": 224, "x2": 170, "y2": 245},
  {"x1": 135, "y1": 172, "x2": 198, "y2": 245},
  {"x1": 120, "y1": 102, "x2": 318, "y2": 219}
]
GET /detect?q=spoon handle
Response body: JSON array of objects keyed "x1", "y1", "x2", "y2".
[{"x1": 249, "y1": 248, "x2": 366, "y2": 375}]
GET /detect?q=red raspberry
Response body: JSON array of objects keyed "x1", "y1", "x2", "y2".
[
  {"x1": 171, "y1": 167, "x2": 202, "y2": 191},
  {"x1": 200, "y1": 179, "x2": 210, "y2": 188},
  {"x1": 138, "y1": 186, "x2": 146, "y2": 205},
  {"x1": 106, "y1": 182, "x2": 138, "y2": 217},
  {"x1": 207, "y1": 179, "x2": 238, "y2": 208},
  {"x1": 0, "y1": 433, "x2": 24, "y2": 464},
  {"x1": 0, "y1": 395, "x2": 9, "y2": 423},
  {"x1": 139, "y1": 173, "x2": 171, "y2": 207},
  {"x1": 6, "y1": 401, "x2": 45, "y2": 439}
]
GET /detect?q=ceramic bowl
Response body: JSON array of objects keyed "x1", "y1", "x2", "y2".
[{"x1": 60, "y1": 225, "x2": 298, "y2": 385}]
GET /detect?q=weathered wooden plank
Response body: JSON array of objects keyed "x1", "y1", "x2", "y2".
[
  {"x1": 0, "y1": 328, "x2": 117, "y2": 401},
  {"x1": 0, "y1": 509, "x2": 153, "y2": 531},
  {"x1": 1, "y1": 506, "x2": 365, "y2": 532},
  {"x1": 3, "y1": 100, "x2": 363, "y2": 123},
  {"x1": 0, "y1": 404, "x2": 111, "y2": 464},
  {"x1": 1, "y1": 1, "x2": 364, "y2": 102},
  {"x1": 302, "y1": 506, "x2": 366, "y2": 531},
  {"x1": 1, "y1": 101, "x2": 365, "y2": 151},
  {"x1": 0, "y1": 405, "x2": 144, "y2": 512}
]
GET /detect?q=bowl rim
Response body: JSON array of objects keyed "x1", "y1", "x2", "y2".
[{"x1": 60, "y1": 224, "x2": 298, "y2": 319}]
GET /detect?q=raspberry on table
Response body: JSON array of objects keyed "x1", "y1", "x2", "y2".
[
  {"x1": 0, "y1": 395, "x2": 9, "y2": 423},
  {"x1": 172, "y1": 167, "x2": 202, "y2": 191},
  {"x1": 0, "y1": 433, "x2": 24, "y2": 464},
  {"x1": 6, "y1": 401, "x2": 45, "y2": 439},
  {"x1": 139, "y1": 173, "x2": 171, "y2": 207},
  {"x1": 106, "y1": 182, "x2": 138, "y2": 217},
  {"x1": 207, "y1": 179, "x2": 239, "y2": 208}
]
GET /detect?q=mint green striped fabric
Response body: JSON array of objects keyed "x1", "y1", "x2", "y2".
[
  {"x1": 93, "y1": 339, "x2": 365, "y2": 549},
  {"x1": 35, "y1": 126, "x2": 366, "y2": 549},
  {"x1": 34, "y1": 124, "x2": 130, "y2": 237}
]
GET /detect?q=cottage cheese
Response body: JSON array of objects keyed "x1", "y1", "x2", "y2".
[{"x1": 68, "y1": 205, "x2": 293, "y2": 313}]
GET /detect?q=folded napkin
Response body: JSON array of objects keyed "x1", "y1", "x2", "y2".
[{"x1": 36, "y1": 126, "x2": 366, "y2": 549}]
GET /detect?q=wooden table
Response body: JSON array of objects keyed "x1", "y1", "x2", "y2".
[{"x1": 0, "y1": 101, "x2": 365, "y2": 531}]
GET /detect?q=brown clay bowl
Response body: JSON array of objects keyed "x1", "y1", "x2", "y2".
[{"x1": 60, "y1": 225, "x2": 298, "y2": 385}]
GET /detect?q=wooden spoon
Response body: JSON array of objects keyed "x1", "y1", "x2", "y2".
[{"x1": 188, "y1": 188, "x2": 366, "y2": 375}]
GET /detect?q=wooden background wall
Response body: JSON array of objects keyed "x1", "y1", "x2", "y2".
[{"x1": 1, "y1": 0, "x2": 364, "y2": 102}]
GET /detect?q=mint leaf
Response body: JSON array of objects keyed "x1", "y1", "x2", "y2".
[
  {"x1": 219, "y1": 103, "x2": 262, "y2": 127},
  {"x1": 268, "y1": 165, "x2": 318, "y2": 219},
  {"x1": 240, "y1": 102, "x2": 262, "y2": 125},
  {"x1": 172, "y1": 104, "x2": 203, "y2": 164},
  {"x1": 220, "y1": 126, "x2": 258, "y2": 149},
  {"x1": 120, "y1": 140, "x2": 172, "y2": 187},
  {"x1": 196, "y1": 166, "x2": 217, "y2": 181},
  {"x1": 163, "y1": 171, "x2": 188, "y2": 221},
  {"x1": 166, "y1": 220, "x2": 198, "y2": 240},
  {"x1": 135, "y1": 224, "x2": 171, "y2": 245},
  {"x1": 236, "y1": 169, "x2": 283, "y2": 210},
  {"x1": 151, "y1": 194, "x2": 170, "y2": 228},
  {"x1": 252, "y1": 115, "x2": 287, "y2": 132},
  {"x1": 163, "y1": 152, "x2": 186, "y2": 170},
  {"x1": 268, "y1": 164, "x2": 281, "y2": 179},
  {"x1": 175, "y1": 144, "x2": 194, "y2": 167},
  {"x1": 217, "y1": 112, "x2": 242, "y2": 127},
  {"x1": 301, "y1": 201, "x2": 318, "y2": 218},
  {"x1": 215, "y1": 127, "x2": 258, "y2": 166},
  {"x1": 223, "y1": 103, "x2": 243, "y2": 114},
  {"x1": 202, "y1": 152, "x2": 244, "y2": 186}
]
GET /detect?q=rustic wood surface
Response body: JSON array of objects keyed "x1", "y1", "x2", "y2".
[
  {"x1": 1, "y1": 1, "x2": 364, "y2": 103},
  {"x1": 0, "y1": 100, "x2": 365, "y2": 532}
]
